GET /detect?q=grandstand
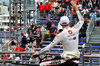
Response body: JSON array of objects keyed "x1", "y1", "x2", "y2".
[{"x1": 0, "y1": 0, "x2": 100, "y2": 66}]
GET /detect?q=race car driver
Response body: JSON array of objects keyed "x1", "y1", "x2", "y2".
[{"x1": 33, "y1": 1, "x2": 84, "y2": 66}]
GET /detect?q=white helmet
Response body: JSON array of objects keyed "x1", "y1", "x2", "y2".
[{"x1": 60, "y1": 16, "x2": 70, "y2": 25}]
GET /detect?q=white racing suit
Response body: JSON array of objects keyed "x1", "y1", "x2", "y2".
[{"x1": 37, "y1": 11, "x2": 84, "y2": 66}]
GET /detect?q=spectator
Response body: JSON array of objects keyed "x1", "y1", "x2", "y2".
[
  {"x1": 66, "y1": 9, "x2": 70, "y2": 16},
  {"x1": 8, "y1": 44, "x2": 13, "y2": 52},
  {"x1": 74, "y1": 18, "x2": 78, "y2": 25},
  {"x1": 35, "y1": 34, "x2": 43, "y2": 48},
  {"x1": 49, "y1": 0, "x2": 55, "y2": 16},
  {"x1": 83, "y1": 7, "x2": 89, "y2": 14},
  {"x1": 80, "y1": 26, "x2": 86, "y2": 38},
  {"x1": 15, "y1": 43, "x2": 25, "y2": 52},
  {"x1": 25, "y1": 45, "x2": 31, "y2": 52},
  {"x1": 59, "y1": 5, "x2": 64, "y2": 11},
  {"x1": 87, "y1": 1, "x2": 93, "y2": 9},
  {"x1": 92, "y1": 0, "x2": 97, "y2": 8},
  {"x1": 9, "y1": 38, "x2": 17, "y2": 46},
  {"x1": 83, "y1": 20, "x2": 88, "y2": 30},
  {"x1": 29, "y1": 55, "x2": 37, "y2": 64},
  {"x1": 84, "y1": 11, "x2": 90, "y2": 19},
  {"x1": 49, "y1": 0, "x2": 54, "y2": 7},
  {"x1": 89, "y1": 11, "x2": 94, "y2": 19},
  {"x1": 30, "y1": 46, "x2": 37, "y2": 52},
  {"x1": 80, "y1": 19, "x2": 87, "y2": 38},
  {"x1": 1, "y1": 54, "x2": 8, "y2": 60},
  {"x1": 93, "y1": 6, "x2": 98, "y2": 13},
  {"x1": 77, "y1": 1, "x2": 82, "y2": 11},
  {"x1": 70, "y1": 9, "x2": 75, "y2": 15},
  {"x1": 32, "y1": 26, "x2": 37, "y2": 35},
  {"x1": 38, "y1": 24, "x2": 41, "y2": 29},
  {"x1": 94, "y1": 12, "x2": 100, "y2": 26},
  {"x1": 44, "y1": 28, "x2": 50, "y2": 40},
  {"x1": 37, "y1": 2, "x2": 44, "y2": 18},
  {"x1": 24, "y1": 31, "x2": 28, "y2": 40},
  {"x1": 54, "y1": 9, "x2": 60, "y2": 18},
  {"x1": 41, "y1": 24, "x2": 46, "y2": 31},
  {"x1": 59, "y1": 6, "x2": 65, "y2": 17},
  {"x1": 50, "y1": 24, "x2": 57, "y2": 41},
  {"x1": 35, "y1": 28, "x2": 41, "y2": 36},
  {"x1": 15, "y1": 28, "x2": 20, "y2": 36},
  {"x1": 28, "y1": 26, "x2": 32, "y2": 34},
  {"x1": 15, "y1": 54, "x2": 20, "y2": 63},
  {"x1": 30, "y1": 23, "x2": 33, "y2": 28},
  {"x1": 21, "y1": 33, "x2": 27, "y2": 49},
  {"x1": 39, "y1": 54, "x2": 45, "y2": 62},
  {"x1": 8, "y1": 48, "x2": 15, "y2": 60},
  {"x1": 46, "y1": 19, "x2": 51, "y2": 30},
  {"x1": 46, "y1": 54, "x2": 53, "y2": 60},
  {"x1": 83, "y1": 0, "x2": 87, "y2": 9},
  {"x1": 73, "y1": 12, "x2": 78, "y2": 19},
  {"x1": 31, "y1": 23, "x2": 37, "y2": 29},
  {"x1": 45, "y1": 28, "x2": 50, "y2": 36},
  {"x1": 62, "y1": 2, "x2": 67, "y2": 9},
  {"x1": 44, "y1": 1, "x2": 51, "y2": 18},
  {"x1": 28, "y1": 32, "x2": 34, "y2": 43},
  {"x1": 55, "y1": 5, "x2": 59, "y2": 10},
  {"x1": 52, "y1": 0, "x2": 58, "y2": 8}
]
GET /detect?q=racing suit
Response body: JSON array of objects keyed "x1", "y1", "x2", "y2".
[{"x1": 37, "y1": 11, "x2": 84, "y2": 66}]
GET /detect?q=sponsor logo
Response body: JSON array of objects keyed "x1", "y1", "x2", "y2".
[
  {"x1": 73, "y1": 26, "x2": 77, "y2": 29},
  {"x1": 49, "y1": 60, "x2": 61, "y2": 65},
  {"x1": 69, "y1": 37, "x2": 76, "y2": 41},
  {"x1": 68, "y1": 30, "x2": 72, "y2": 35},
  {"x1": 81, "y1": 19, "x2": 83, "y2": 21}
]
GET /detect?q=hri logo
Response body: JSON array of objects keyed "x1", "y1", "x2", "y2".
[
  {"x1": 49, "y1": 60, "x2": 61, "y2": 65},
  {"x1": 69, "y1": 37, "x2": 76, "y2": 41}
]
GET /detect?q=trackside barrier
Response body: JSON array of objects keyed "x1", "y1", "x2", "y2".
[
  {"x1": 0, "y1": 52, "x2": 60, "y2": 65},
  {"x1": 82, "y1": 44, "x2": 100, "y2": 66},
  {"x1": 0, "y1": 51, "x2": 60, "y2": 54},
  {"x1": 86, "y1": 14, "x2": 95, "y2": 43}
]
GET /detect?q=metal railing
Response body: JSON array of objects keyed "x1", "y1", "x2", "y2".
[
  {"x1": 0, "y1": 51, "x2": 60, "y2": 55},
  {"x1": 1, "y1": 39, "x2": 11, "y2": 51},
  {"x1": 86, "y1": 14, "x2": 95, "y2": 43},
  {"x1": 82, "y1": 44, "x2": 100, "y2": 66},
  {"x1": 0, "y1": 52, "x2": 60, "y2": 65},
  {"x1": 26, "y1": 0, "x2": 36, "y2": 7}
]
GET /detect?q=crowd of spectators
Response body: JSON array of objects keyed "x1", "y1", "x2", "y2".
[
  {"x1": 0, "y1": 0, "x2": 100, "y2": 65},
  {"x1": 37, "y1": 0, "x2": 100, "y2": 37}
]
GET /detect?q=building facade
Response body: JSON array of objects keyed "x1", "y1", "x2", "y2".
[{"x1": 0, "y1": 2, "x2": 9, "y2": 15}]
